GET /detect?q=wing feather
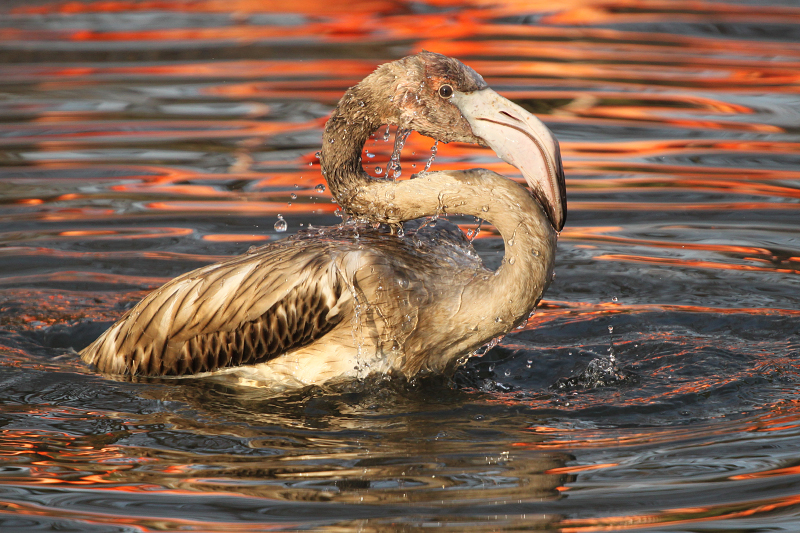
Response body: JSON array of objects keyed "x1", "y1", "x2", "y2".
[{"x1": 81, "y1": 242, "x2": 349, "y2": 376}]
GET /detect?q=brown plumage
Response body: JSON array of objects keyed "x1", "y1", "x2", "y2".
[{"x1": 80, "y1": 51, "x2": 567, "y2": 388}]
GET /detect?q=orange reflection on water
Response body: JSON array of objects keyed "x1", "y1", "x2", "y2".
[
  {"x1": 595, "y1": 253, "x2": 800, "y2": 275},
  {"x1": 514, "y1": 426, "x2": 705, "y2": 450},
  {"x1": 559, "y1": 493, "x2": 800, "y2": 532},
  {"x1": 146, "y1": 200, "x2": 337, "y2": 215},
  {"x1": 549, "y1": 112, "x2": 784, "y2": 133},
  {"x1": 59, "y1": 230, "x2": 116, "y2": 237},
  {"x1": 202, "y1": 234, "x2": 269, "y2": 242},
  {"x1": 522, "y1": 300, "x2": 800, "y2": 333},
  {"x1": 1, "y1": 120, "x2": 312, "y2": 147},
  {"x1": 731, "y1": 464, "x2": 800, "y2": 481},
  {"x1": 545, "y1": 463, "x2": 618, "y2": 474},
  {"x1": 562, "y1": 226, "x2": 773, "y2": 256},
  {"x1": 568, "y1": 200, "x2": 800, "y2": 212},
  {"x1": 566, "y1": 139, "x2": 800, "y2": 159},
  {"x1": 12, "y1": 0, "x2": 397, "y2": 15}
]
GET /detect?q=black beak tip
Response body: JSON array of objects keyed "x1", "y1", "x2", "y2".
[{"x1": 553, "y1": 141, "x2": 567, "y2": 232}]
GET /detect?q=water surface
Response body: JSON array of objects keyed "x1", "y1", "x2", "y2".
[{"x1": 1, "y1": 0, "x2": 800, "y2": 531}]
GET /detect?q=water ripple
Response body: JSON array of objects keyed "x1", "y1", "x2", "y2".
[{"x1": 0, "y1": 0, "x2": 799, "y2": 531}]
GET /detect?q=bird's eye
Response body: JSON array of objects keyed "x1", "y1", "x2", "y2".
[{"x1": 438, "y1": 84, "x2": 454, "y2": 98}]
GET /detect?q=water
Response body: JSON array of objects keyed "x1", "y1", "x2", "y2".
[{"x1": 1, "y1": 0, "x2": 800, "y2": 531}]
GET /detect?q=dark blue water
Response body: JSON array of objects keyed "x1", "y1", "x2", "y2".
[{"x1": 1, "y1": 0, "x2": 800, "y2": 531}]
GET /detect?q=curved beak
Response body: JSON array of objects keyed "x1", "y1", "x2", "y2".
[{"x1": 451, "y1": 88, "x2": 567, "y2": 231}]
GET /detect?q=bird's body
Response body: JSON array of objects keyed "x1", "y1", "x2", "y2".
[{"x1": 80, "y1": 52, "x2": 566, "y2": 388}]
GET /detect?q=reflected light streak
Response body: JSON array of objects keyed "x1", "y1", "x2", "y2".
[
  {"x1": 561, "y1": 227, "x2": 773, "y2": 256},
  {"x1": 532, "y1": 299, "x2": 800, "y2": 322},
  {"x1": 0, "y1": 120, "x2": 313, "y2": 147},
  {"x1": 202, "y1": 234, "x2": 269, "y2": 242},
  {"x1": 0, "y1": 271, "x2": 175, "y2": 288},
  {"x1": 146, "y1": 200, "x2": 337, "y2": 214},
  {"x1": 594, "y1": 253, "x2": 800, "y2": 275},
  {"x1": 558, "y1": 493, "x2": 800, "y2": 532}
]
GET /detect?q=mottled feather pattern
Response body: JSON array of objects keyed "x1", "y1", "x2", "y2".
[{"x1": 81, "y1": 241, "x2": 347, "y2": 376}]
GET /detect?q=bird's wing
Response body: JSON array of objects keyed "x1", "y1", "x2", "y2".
[{"x1": 80, "y1": 242, "x2": 350, "y2": 376}]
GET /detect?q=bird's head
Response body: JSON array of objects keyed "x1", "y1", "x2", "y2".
[{"x1": 357, "y1": 51, "x2": 567, "y2": 231}]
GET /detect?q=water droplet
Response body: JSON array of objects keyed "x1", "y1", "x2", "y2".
[
  {"x1": 504, "y1": 369, "x2": 511, "y2": 377},
  {"x1": 526, "y1": 359, "x2": 533, "y2": 369},
  {"x1": 532, "y1": 249, "x2": 540, "y2": 257},
  {"x1": 382, "y1": 125, "x2": 391, "y2": 141},
  {"x1": 466, "y1": 229, "x2": 474, "y2": 238},
  {"x1": 481, "y1": 205, "x2": 489, "y2": 212},
  {"x1": 327, "y1": 138, "x2": 334, "y2": 144},
  {"x1": 314, "y1": 151, "x2": 321, "y2": 159},
  {"x1": 387, "y1": 128, "x2": 411, "y2": 179},
  {"x1": 494, "y1": 317, "x2": 502, "y2": 323},
  {"x1": 398, "y1": 278, "x2": 409, "y2": 289},
  {"x1": 608, "y1": 325, "x2": 614, "y2": 334},
  {"x1": 274, "y1": 215, "x2": 287, "y2": 232},
  {"x1": 366, "y1": 152, "x2": 376, "y2": 159},
  {"x1": 508, "y1": 238, "x2": 515, "y2": 247},
  {"x1": 507, "y1": 257, "x2": 515, "y2": 265},
  {"x1": 315, "y1": 184, "x2": 326, "y2": 193},
  {"x1": 375, "y1": 166, "x2": 383, "y2": 175},
  {"x1": 423, "y1": 141, "x2": 438, "y2": 173},
  {"x1": 334, "y1": 208, "x2": 343, "y2": 218},
  {"x1": 612, "y1": 296, "x2": 618, "y2": 302},
  {"x1": 290, "y1": 192, "x2": 297, "y2": 200}
]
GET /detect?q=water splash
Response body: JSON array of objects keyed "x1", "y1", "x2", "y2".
[
  {"x1": 551, "y1": 326, "x2": 638, "y2": 391},
  {"x1": 387, "y1": 128, "x2": 411, "y2": 179},
  {"x1": 473, "y1": 335, "x2": 503, "y2": 357},
  {"x1": 422, "y1": 141, "x2": 438, "y2": 173},
  {"x1": 469, "y1": 219, "x2": 483, "y2": 243}
]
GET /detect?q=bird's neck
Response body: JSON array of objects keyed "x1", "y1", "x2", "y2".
[
  {"x1": 321, "y1": 82, "x2": 392, "y2": 216},
  {"x1": 353, "y1": 169, "x2": 558, "y2": 369}
]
